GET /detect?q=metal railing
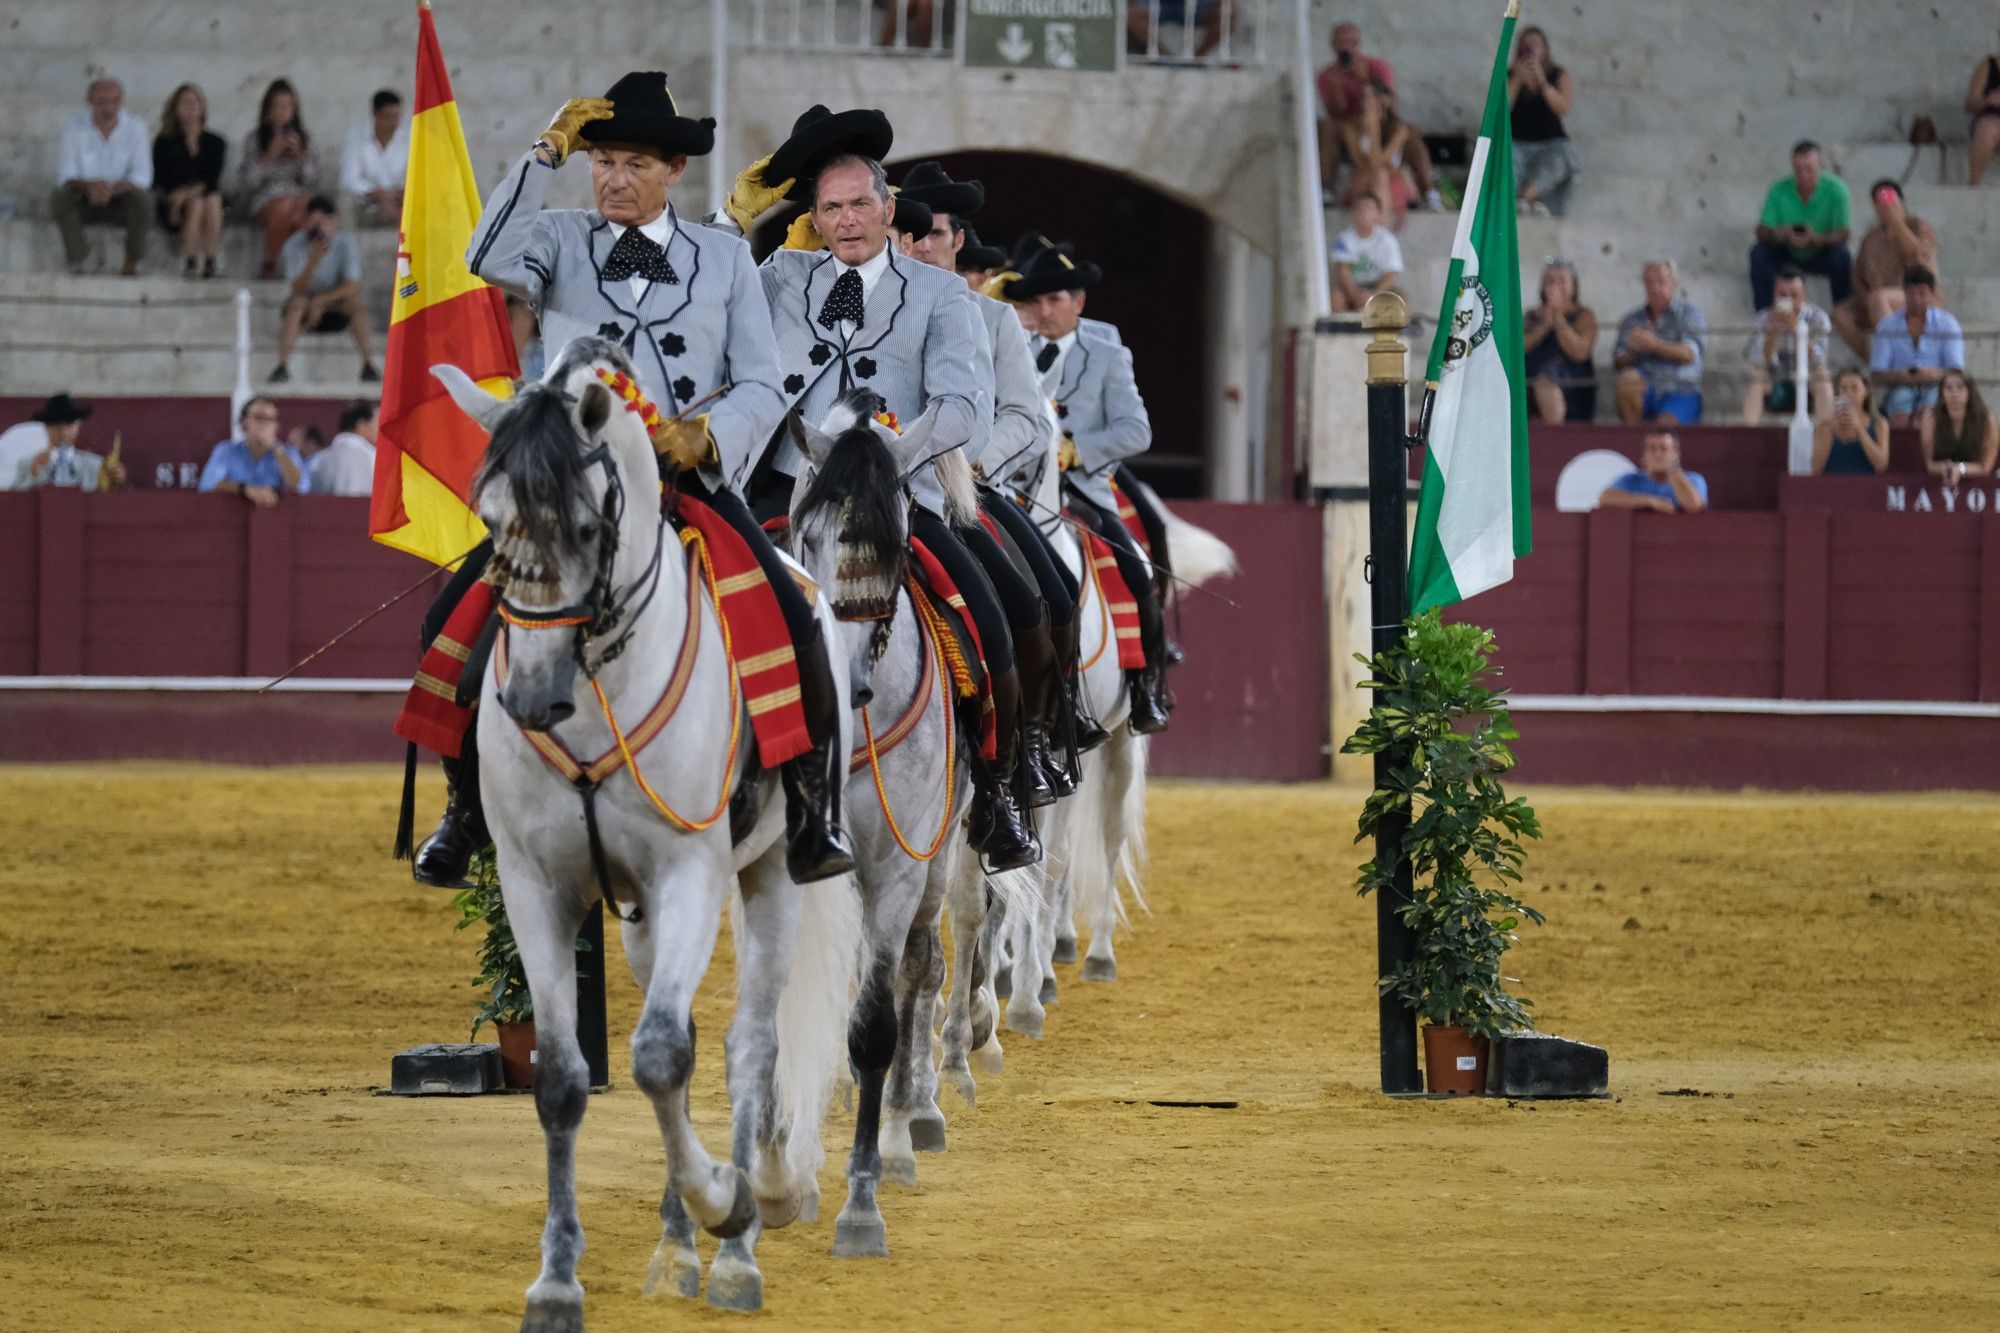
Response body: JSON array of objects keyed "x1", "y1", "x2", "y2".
[{"x1": 736, "y1": 0, "x2": 1279, "y2": 66}]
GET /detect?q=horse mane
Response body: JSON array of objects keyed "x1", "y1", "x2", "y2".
[
  {"x1": 471, "y1": 382, "x2": 590, "y2": 560},
  {"x1": 794, "y1": 391, "x2": 907, "y2": 586}
]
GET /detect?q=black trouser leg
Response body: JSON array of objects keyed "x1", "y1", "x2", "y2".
[
  {"x1": 1071, "y1": 493, "x2": 1170, "y2": 735},
  {"x1": 412, "y1": 540, "x2": 496, "y2": 886},
  {"x1": 1113, "y1": 464, "x2": 1172, "y2": 581},
  {"x1": 981, "y1": 491, "x2": 1076, "y2": 627},
  {"x1": 911, "y1": 508, "x2": 1015, "y2": 679}
]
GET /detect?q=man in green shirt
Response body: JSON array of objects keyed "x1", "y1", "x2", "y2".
[{"x1": 1749, "y1": 139, "x2": 1851, "y2": 312}]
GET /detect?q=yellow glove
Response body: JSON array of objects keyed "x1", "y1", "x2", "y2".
[
  {"x1": 539, "y1": 97, "x2": 615, "y2": 166},
  {"x1": 982, "y1": 271, "x2": 1021, "y2": 302},
  {"x1": 723, "y1": 153, "x2": 796, "y2": 233},
  {"x1": 1058, "y1": 436, "x2": 1080, "y2": 471},
  {"x1": 650, "y1": 413, "x2": 715, "y2": 471},
  {"x1": 783, "y1": 211, "x2": 825, "y2": 251}
]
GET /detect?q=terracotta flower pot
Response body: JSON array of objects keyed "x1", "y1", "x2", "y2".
[
  {"x1": 495, "y1": 1020, "x2": 537, "y2": 1090},
  {"x1": 1422, "y1": 1023, "x2": 1489, "y2": 1096}
]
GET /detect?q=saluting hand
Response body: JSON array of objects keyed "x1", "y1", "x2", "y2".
[
  {"x1": 538, "y1": 97, "x2": 615, "y2": 166},
  {"x1": 724, "y1": 154, "x2": 796, "y2": 234}
]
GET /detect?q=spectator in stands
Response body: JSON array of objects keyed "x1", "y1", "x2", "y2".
[
  {"x1": 1967, "y1": 52, "x2": 2000, "y2": 186},
  {"x1": 1613, "y1": 259, "x2": 1706, "y2": 424},
  {"x1": 1316, "y1": 24, "x2": 1395, "y2": 203},
  {"x1": 1833, "y1": 180, "x2": 1939, "y2": 361},
  {"x1": 0, "y1": 394, "x2": 122, "y2": 490},
  {"x1": 199, "y1": 397, "x2": 303, "y2": 507},
  {"x1": 1813, "y1": 368, "x2": 1890, "y2": 475},
  {"x1": 51, "y1": 78, "x2": 152, "y2": 277},
  {"x1": 1336, "y1": 80, "x2": 1438, "y2": 226},
  {"x1": 152, "y1": 83, "x2": 227, "y2": 281},
  {"x1": 270, "y1": 196, "x2": 378, "y2": 384},
  {"x1": 339, "y1": 89, "x2": 407, "y2": 229},
  {"x1": 1523, "y1": 258, "x2": 1597, "y2": 422},
  {"x1": 1126, "y1": 2, "x2": 1235, "y2": 58},
  {"x1": 1870, "y1": 266, "x2": 1963, "y2": 428},
  {"x1": 1327, "y1": 192, "x2": 1402, "y2": 311},
  {"x1": 307, "y1": 400, "x2": 379, "y2": 497},
  {"x1": 1508, "y1": 25, "x2": 1577, "y2": 216},
  {"x1": 1749, "y1": 140, "x2": 1851, "y2": 313},
  {"x1": 506, "y1": 294, "x2": 546, "y2": 381},
  {"x1": 1920, "y1": 369, "x2": 1998, "y2": 484},
  {"x1": 288, "y1": 423, "x2": 326, "y2": 465},
  {"x1": 240, "y1": 79, "x2": 319, "y2": 280},
  {"x1": 1597, "y1": 428, "x2": 1708, "y2": 513},
  {"x1": 1741, "y1": 266, "x2": 1832, "y2": 424}
]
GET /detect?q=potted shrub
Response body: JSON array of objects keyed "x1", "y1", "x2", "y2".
[
  {"x1": 453, "y1": 850, "x2": 537, "y2": 1088},
  {"x1": 1344, "y1": 612, "x2": 1544, "y2": 1095}
]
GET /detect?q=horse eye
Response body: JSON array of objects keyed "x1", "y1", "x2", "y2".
[{"x1": 577, "y1": 521, "x2": 601, "y2": 544}]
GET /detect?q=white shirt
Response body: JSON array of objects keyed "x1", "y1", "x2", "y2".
[
  {"x1": 605, "y1": 211, "x2": 678, "y2": 306},
  {"x1": 831, "y1": 243, "x2": 893, "y2": 340},
  {"x1": 0, "y1": 421, "x2": 51, "y2": 489},
  {"x1": 339, "y1": 119, "x2": 409, "y2": 196},
  {"x1": 58, "y1": 110, "x2": 152, "y2": 188},
  {"x1": 1330, "y1": 225, "x2": 1404, "y2": 287},
  {"x1": 306, "y1": 432, "x2": 377, "y2": 497}
]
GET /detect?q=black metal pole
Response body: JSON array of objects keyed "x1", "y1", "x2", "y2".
[
  {"x1": 1362, "y1": 294, "x2": 1422, "y2": 1095},
  {"x1": 576, "y1": 903, "x2": 610, "y2": 1088}
]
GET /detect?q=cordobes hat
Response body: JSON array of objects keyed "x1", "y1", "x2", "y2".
[
  {"x1": 957, "y1": 226, "x2": 1008, "y2": 271},
  {"x1": 30, "y1": 392, "x2": 92, "y2": 424},
  {"x1": 1001, "y1": 234, "x2": 1101, "y2": 301},
  {"x1": 578, "y1": 71, "x2": 716, "y2": 158},
  {"x1": 765, "y1": 104, "x2": 894, "y2": 203},
  {"x1": 895, "y1": 160, "x2": 985, "y2": 219},
  {"x1": 891, "y1": 194, "x2": 934, "y2": 238}
]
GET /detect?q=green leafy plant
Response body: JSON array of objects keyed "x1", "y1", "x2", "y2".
[
  {"x1": 1342, "y1": 611, "x2": 1544, "y2": 1039},
  {"x1": 452, "y1": 850, "x2": 532, "y2": 1038}
]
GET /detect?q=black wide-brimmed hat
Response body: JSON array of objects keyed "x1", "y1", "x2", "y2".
[
  {"x1": 958, "y1": 226, "x2": 1007, "y2": 271},
  {"x1": 1003, "y1": 235, "x2": 1101, "y2": 300},
  {"x1": 578, "y1": 71, "x2": 716, "y2": 158},
  {"x1": 30, "y1": 392, "x2": 92, "y2": 424},
  {"x1": 765, "y1": 104, "x2": 894, "y2": 203},
  {"x1": 891, "y1": 193, "x2": 933, "y2": 238},
  {"x1": 896, "y1": 160, "x2": 984, "y2": 218}
]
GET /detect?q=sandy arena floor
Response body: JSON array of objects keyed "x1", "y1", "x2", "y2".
[{"x1": 2, "y1": 765, "x2": 1997, "y2": 1331}]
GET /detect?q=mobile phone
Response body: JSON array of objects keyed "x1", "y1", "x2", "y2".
[
  {"x1": 1773, "y1": 296, "x2": 1794, "y2": 315},
  {"x1": 1833, "y1": 395, "x2": 1850, "y2": 413}
]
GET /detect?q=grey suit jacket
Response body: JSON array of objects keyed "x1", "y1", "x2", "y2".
[
  {"x1": 1041, "y1": 327, "x2": 1151, "y2": 511},
  {"x1": 1081, "y1": 315, "x2": 1123, "y2": 346},
  {"x1": 466, "y1": 149, "x2": 788, "y2": 493},
  {"x1": 757, "y1": 244, "x2": 986, "y2": 516},
  {"x1": 971, "y1": 290, "x2": 1053, "y2": 491}
]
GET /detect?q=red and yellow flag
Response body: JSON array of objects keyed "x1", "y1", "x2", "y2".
[{"x1": 370, "y1": 0, "x2": 519, "y2": 566}]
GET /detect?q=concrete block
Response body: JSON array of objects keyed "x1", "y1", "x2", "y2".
[
  {"x1": 389, "y1": 1042, "x2": 502, "y2": 1096},
  {"x1": 1486, "y1": 1032, "x2": 1609, "y2": 1099}
]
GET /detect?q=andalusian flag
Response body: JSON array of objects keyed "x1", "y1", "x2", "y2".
[
  {"x1": 369, "y1": 1, "x2": 518, "y2": 565},
  {"x1": 1408, "y1": 0, "x2": 1531, "y2": 613}
]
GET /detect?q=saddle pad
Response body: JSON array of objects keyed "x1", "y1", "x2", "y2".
[
  {"x1": 1109, "y1": 478, "x2": 1151, "y2": 549},
  {"x1": 906, "y1": 536, "x2": 999, "y2": 762},
  {"x1": 394, "y1": 578, "x2": 498, "y2": 759},
  {"x1": 1077, "y1": 523, "x2": 1148, "y2": 671}
]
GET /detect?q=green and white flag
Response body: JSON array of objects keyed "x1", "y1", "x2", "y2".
[{"x1": 1408, "y1": 0, "x2": 1532, "y2": 614}]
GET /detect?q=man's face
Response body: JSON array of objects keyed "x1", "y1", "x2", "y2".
[
  {"x1": 306, "y1": 208, "x2": 337, "y2": 238},
  {"x1": 813, "y1": 161, "x2": 891, "y2": 266},
  {"x1": 354, "y1": 412, "x2": 380, "y2": 444},
  {"x1": 1641, "y1": 433, "x2": 1678, "y2": 478},
  {"x1": 1792, "y1": 150, "x2": 1820, "y2": 196},
  {"x1": 87, "y1": 81, "x2": 121, "y2": 125},
  {"x1": 49, "y1": 421, "x2": 81, "y2": 447},
  {"x1": 242, "y1": 403, "x2": 280, "y2": 451},
  {"x1": 1030, "y1": 290, "x2": 1085, "y2": 340},
  {"x1": 1772, "y1": 275, "x2": 1805, "y2": 312},
  {"x1": 589, "y1": 145, "x2": 682, "y2": 226},
  {"x1": 373, "y1": 102, "x2": 401, "y2": 141},
  {"x1": 1333, "y1": 23, "x2": 1360, "y2": 58},
  {"x1": 1642, "y1": 264, "x2": 1676, "y2": 312},
  {"x1": 1013, "y1": 299, "x2": 1041, "y2": 335},
  {"x1": 907, "y1": 211, "x2": 964, "y2": 272},
  {"x1": 1905, "y1": 280, "x2": 1935, "y2": 318}
]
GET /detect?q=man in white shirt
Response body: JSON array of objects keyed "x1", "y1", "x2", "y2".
[
  {"x1": 1328, "y1": 191, "x2": 1403, "y2": 312},
  {"x1": 50, "y1": 78, "x2": 152, "y2": 275},
  {"x1": 0, "y1": 394, "x2": 106, "y2": 489},
  {"x1": 307, "y1": 400, "x2": 379, "y2": 497},
  {"x1": 339, "y1": 89, "x2": 408, "y2": 228}
]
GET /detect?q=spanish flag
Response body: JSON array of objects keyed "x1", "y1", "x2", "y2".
[{"x1": 370, "y1": 0, "x2": 518, "y2": 566}]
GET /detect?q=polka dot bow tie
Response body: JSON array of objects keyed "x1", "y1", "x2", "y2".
[
  {"x1": 817, "y1": 268, "x2": 866, "y2": 331},
  {"x1": 601, "y1": 228, "x2": 678, "y2": 285},
  {"x1": 1035, "y1": 341, "x2": 1060, "y2": 374}
]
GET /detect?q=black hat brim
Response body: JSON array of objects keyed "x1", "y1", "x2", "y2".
[
  {"x1": 1006, "y1": 260, "x2": 1101, "y2": 300},
  {"x1": 766, "y1": 109, "x2": 894, "y2": 203},
  {"x1": 899, "y1": 180, "x2": 984, "y2": 219},
  {"x1": 959, "y1": 244, "x2": 1008, "y2": 270},
  {"x1": 892, "y1": 196, "x2": 933, "y2": 236},
  {"x1": 31, "y1": 398, "x2": 91, "y2": 424},
  {"x1": 579, "y1": 113, "x2": 716, "y2": 159}
]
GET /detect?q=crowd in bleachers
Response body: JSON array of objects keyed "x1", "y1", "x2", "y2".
[{"x1": 1318, "y1": 19, "x2": 2000, "y2": 484}]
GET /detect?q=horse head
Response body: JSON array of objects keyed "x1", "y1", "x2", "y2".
[
  {"x1": 787, "y1": 389, "x2": 934, "y2": 623},
  {"x1": 437, "y1": 337, "x2": 666, "y2": 731}
]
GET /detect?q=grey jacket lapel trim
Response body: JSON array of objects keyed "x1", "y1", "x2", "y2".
[
  {"x1": 1056, "y1": 336, "x2": 1091, "y2": 407},
  {"x1": 587, "y1": 218, "x2": 639, "y2": 327},
  {"x1": 638, "y1": 206, "x2": 698, "y2": 333}
]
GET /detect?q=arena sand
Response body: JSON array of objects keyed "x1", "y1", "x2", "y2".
[{"x1": 2, "y1": 765, "x2": 1997, "y2": 1331}]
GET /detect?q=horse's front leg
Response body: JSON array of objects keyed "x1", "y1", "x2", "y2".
[
  {"x1": 883, "y1": 855, "x2": 952, "y2": 1177},
  {"x1": 940, "y1": 847, "x2": 988, "y2": 1106}
]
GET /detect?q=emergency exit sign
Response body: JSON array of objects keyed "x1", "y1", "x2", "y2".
[{"x1": 963, "y1": 0, "x2": 1121, "y2": 73}]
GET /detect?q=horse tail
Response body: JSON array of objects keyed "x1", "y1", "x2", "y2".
[
  {"x1": 1150, "y1": 481, "x2": 1238, "y2": 589},
  {"x1": 1114, "y1": 732, "x2": 1150, "y2": 916},
  {"x1": 1065, "y1": 747, "x2": 1122, "y2": 935},
  {"x1": 934, "y1": 442, "x2": 979, "y2": 527},
  {"x1": 769, "y1": 873, "x2": 863, "y2": 1190}
]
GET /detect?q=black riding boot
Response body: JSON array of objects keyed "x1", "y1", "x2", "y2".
[
  {"x1": 1012, "y1": 609, "x2": 1067, "y2": 807},
  {"x1": 968, "y1": 667, "x2": 1042, "y2": 871},
  {"x1": 413, "y1": 747, "x2": 489, "y2": 887},
  {"x1": 1053, "y1": 605, "x2": 1110, "y2": 755},
  {"x1": 1127, "y1": 665, "x2": 1171, "y2": 735},
  {"x1": 779, "y1": 630, "x2": 856, "y2": 884}
]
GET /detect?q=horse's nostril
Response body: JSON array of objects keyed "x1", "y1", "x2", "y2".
[{"x1": 546, "y1": 700, "x2": 575, "y2": 725}]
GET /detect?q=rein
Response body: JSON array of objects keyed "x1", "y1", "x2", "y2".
[{"x1": 855, "y1": 578, "x2": 958, "y2": 862}]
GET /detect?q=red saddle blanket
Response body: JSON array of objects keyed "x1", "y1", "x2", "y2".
[
  {"x1": 393, "y1": 496, "x2": 815, "y2": 769},
  {"x1": 1108, "y1": 478, "x2": 1150, "y2": 549},
  {"x1": 1075, "y1": 522, "x2": 1148, "y2": 671},
  {"x1": 906, "y1": 536, "x2": 999, "y2": 762}
]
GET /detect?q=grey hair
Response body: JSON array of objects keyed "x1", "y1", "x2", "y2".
[
  {"x1": 87, "y1": 77, "x2": 123, "y2": 98},
  {"x1": 1641, "y1": 257, "x2": 1677, "y2": 281},
  {"x1": 811, "y1": 153, "x2": 891, "y2": 206},
  {"x1": 1541, "y1": 256, "x2": 1580, "y2": 300}
]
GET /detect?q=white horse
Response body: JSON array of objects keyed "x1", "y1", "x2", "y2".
[
  {"x1": 437, "y1": 338, "x2": 856, "y2": 1324},
  {"x1": 782, "y1": 391, "x2": 1037, "y2": 1251}
]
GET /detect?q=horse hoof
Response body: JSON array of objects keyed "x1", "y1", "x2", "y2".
[
  {"x1": 520, "y1": 1293, "x2": 586, "y2": 1333},
  {"x1": 880, "y1": 1152, "x2": 917, "y2": 1187},
  {"x1": 909, "y1": 1108, "x2": 948, "y2": 1152},
  {"x1": 832, "y1": 1208, "x2": 888, "y2": 1259},
  {"x1": 1038, "y1": 976, "x2": 1059, "y2": 1005},
  {"x1": 797, "y1": 1181, "x2": 821, "y2": 1225},
  {"x1": 705, "y1": 1256, "x2": 764, "y2": 1313},
  {"x1": 1082, "y1": 955, "x2": 1118, "y2": 983},
  {"x1": 970, "y1": 1035, "x2": 1005, "y2": 1076},
  {"x1": 993, "y1": 969, "x2": 1012, "y2": 1001},
  {"x1": 1053, "y1": 935, "x2": 1078, "y2": 964},
  {"x1": 642, "y1": 1240, "x2": 701, "y2": 1301},
  {"x1": 1005, "y1": 1005, "x2": 1045, "y2": 1040},
  {"x1": 942, "y1": 1064, "x2": 977, "y2": 1108},
  {"x1": 756, "y1": 1189, "x2": 803, "y2": 1230},
  {"x1": 705, "y1": 1168, "x2": 758, "y2": 1240}
]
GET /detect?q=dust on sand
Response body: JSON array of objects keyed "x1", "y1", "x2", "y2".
[{"x1": 2, "y1": 766, "x2": 1997, "y2": 1331}]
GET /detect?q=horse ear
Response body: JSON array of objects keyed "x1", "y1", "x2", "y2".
[
  {"x1": 576, "y1": 380, "x2": 613, "y2": 437},
  {"x1": 789, "y1": 409, "x2": 838, "y2": 466},
  {"x1": 892, "y1": 404, "x2": 939, "y2": 469},
  {"x1": 431, "y1": 364, "x2": 506, "y2": 435}
]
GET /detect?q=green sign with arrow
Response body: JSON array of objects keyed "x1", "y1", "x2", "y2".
[{"x1": 963, "y1": 0, "x2": 1121, "y2": 73}]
